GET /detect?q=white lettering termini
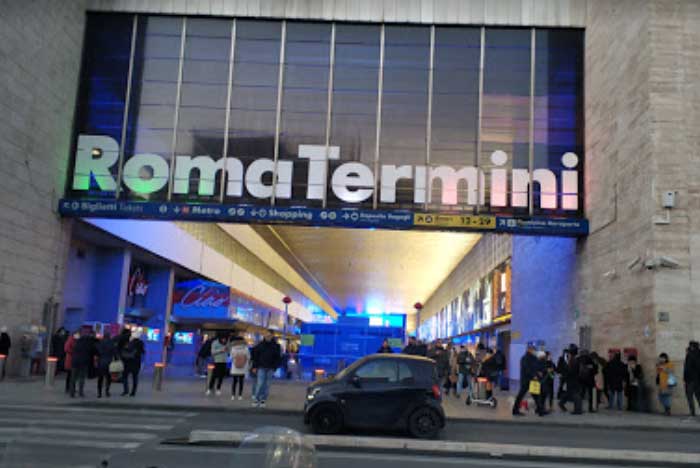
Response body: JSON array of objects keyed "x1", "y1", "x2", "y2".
[{"x1": 72, "y1": 134, "x2": 580, "y2": 211}]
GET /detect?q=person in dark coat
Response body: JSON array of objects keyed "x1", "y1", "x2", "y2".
[
  {"x1": 625, "y1": 355, "x2": 644, "y2": 412},
  {"x1": 96, "y1": 332, "x2": 116, "y2": 398},
  {"x1": 51, "y1": 327, "x2": 68, "y2": 372},
  {"x1": 402, "y1": 337, "x2": 419, "y2": 355},
  {"x1": 578, "y1": 350, "x2": 598, "y2": 413},
  {"x1": 605, "y1": 352, "x2": 627, "y2": 410},
  {"x1": 251, "y1": 330, "x2": 282, "y2": 407},
  {"x1": 512, "y1": 345, "x2": 543, "y2": 416},
  {"x1": 121, "y1": 330, "x2": 145, "y2": 397},
  {"x1": 0, "y1": 326, "x2": 11, "y2": 379},
  {"x1": 559, "y1": 344, "x2": 583, "y2": 414},
  {"x1": 377, "y1": 339, "x2": 394, "y2": 354},
  {"x1": 555, "y1": 349, "x2": 570, "y2": 400},
  {"x1": 684, "y1": 341, "x2": 700, "y2": 417},
  {"x1": 542, "y1": 352, "x2": 556, "y2": 412},
  {"x1": 70, "y1": 330, "x2": 95, "y2": 398}
]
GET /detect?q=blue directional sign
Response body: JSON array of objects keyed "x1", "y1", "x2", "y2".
[{"x1": 58, "y1": 199, "x2": 589, "y2": 237}]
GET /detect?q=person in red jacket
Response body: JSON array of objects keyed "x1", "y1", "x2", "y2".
[{"x1": 63, "y1": 331, "x2": 78, "y2": 394}]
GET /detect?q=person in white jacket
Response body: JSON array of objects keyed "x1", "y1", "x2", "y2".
[{"x1": 229, "y1": 336, "x2": 250, "y2": 401}]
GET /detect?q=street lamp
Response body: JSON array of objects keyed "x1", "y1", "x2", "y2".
[{"x1": 282, "y1": 296, "x2": 292, "y2": 335}]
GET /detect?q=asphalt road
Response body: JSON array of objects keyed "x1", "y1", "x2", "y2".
[{"x1": 0, "y1": 402, "x2": 698, "y2": 468}]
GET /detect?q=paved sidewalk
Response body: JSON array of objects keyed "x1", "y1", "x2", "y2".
[{"x1": 2, "y1": 375, "x2": 699, "y2": 432}]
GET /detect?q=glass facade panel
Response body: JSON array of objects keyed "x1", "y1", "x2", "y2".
[
  {"x1": 481, "y1": 29, "x2": 531, "y2": 214},
  {"x1": 534, "y1": 30, "x2": 584, "y2": 216},
  {"x1": 279, "y1": 22, "x2": 331, "y2": 206},
  {"x1": 378, "y1": 25, "x2": 430, "y2": 209},
  {"x1": 328, "y1": 24, "x2": 381, "y2": 208},
  {"x1": 70, "y1": 14, "x2": 583, "y2": 220},
  {"x1": 226, "y1": 20, "x2": 281, "y2": 204},
  {"x1": 123, "y1": 16, "x2": 183, "y2": 201},
  {"x1": 429, "y1": 27, "x2": 481, "y2": 210},
  {"x1": 173, "y1": 18, "x2": 232, "y2": 201},
  {"x1": 69, "y1": 14, "x2": 133, "y2": 198}
]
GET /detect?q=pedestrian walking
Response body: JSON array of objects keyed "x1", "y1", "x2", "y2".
[
  {"x1": 96, "y1": 332, "x2": 116, "y2": 398},
  {"x1": 542, "y1": 352, "x2": 556, "y2": 412},
  {"x1": 0, "y1": 326, "x2": 11, "y2": 379},
  {"x1": 605, "y1": 352, "x2": 627, "y2": 410},
  {"x1": 683, "y1": 341, "x2": 700, "y2": 419},
  {"x1": 481, "y1": 349, "x2": 501, "y2": 400},
  {"x1": 559, "y1": 344, "x2": 583, "y2": 414},
  {"x1": 377, "y1": 339, "x2": 394, "y2": 354},
  {"x1": 120, "y1": 330, "x2": 145, "y2": 397},
  {"x1": 70, "y1": 330, "x2": 95, "y2": 398},
  {"x1": 456, "y1": 345, "x2": 474, "y2": 398},
  {"x1": 512, "y1": 345, "x2": 544, "y2": 416},
  {"x1": 206, "y1": 334, "x2": 229, "y2": 396},
  {"x1": 18, "y1": 333, "x2": 32, "y2": 378},
  {"x1": 63, "y1": 331, "x2": 78, "y2": 394},
  {"x1": 656, "y1": 353, "x2": 675, "y2": 416},
  {"x1": 625, "y1": 355, "x2": 644, "y2": 412},
  {"x1": 229, "y1": 336, "x2": 250, "y2": 401},
  {"x1": 29, "y1": 326, "x2": 44, "y2": 375},
  {"x1": 251, "y1": 330, "x2": 282, "y2": 408},
  {"x1": 555, "y1": 349, "x2": 570, "y2": 401}
]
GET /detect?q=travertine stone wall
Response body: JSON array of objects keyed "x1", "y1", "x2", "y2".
[{"x1": 0, "y1": 0, "x2": 87, "y2": 373}]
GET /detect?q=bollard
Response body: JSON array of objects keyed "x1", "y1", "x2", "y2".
[
  {"x1": 0, "y1": 354, "x2": 6, "y2": 380},
  {"x1": 45, "y1": 357, "x2": 58, "y2": 387},
  {"x1": 314, "y1": 368, "x2": 325, "y2": 381},
  {"x1": 206, "y1": 364, "x2": 215, "y2": 391},
  {"x1": 153, "y1": 363, "x2": 165, "y2": 391}
]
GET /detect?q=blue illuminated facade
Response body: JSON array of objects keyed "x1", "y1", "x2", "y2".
[{"x1": 66, "y1": 13, "x2": 585, "y2": 228}]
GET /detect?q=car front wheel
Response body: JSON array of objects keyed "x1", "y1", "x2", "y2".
[
  {"x1": 407, "y1": 407, "x2": 442, "y2": 439},
  {"x1": 310, "y1": 405, "x2": 343, "y2": 435}
]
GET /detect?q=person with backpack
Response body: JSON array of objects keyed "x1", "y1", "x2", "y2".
[
  {"x1": 206, "y1": 334, "x2": 229, "y2": 396},
  {"x1": 656, "y1": 352, "x2": 675, "y2": 416},
  {"x1": 120, "y1": 330, "x2": 145, "y2": 397},
  {"x1": 229, "y1": 336, "x2": 250, "y2": 401}
]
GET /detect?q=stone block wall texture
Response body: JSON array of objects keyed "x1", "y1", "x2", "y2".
[
  {"x1": 0, "y1": 0, "x2": 88, "y2": 374},
  {"x1": 580, "y1": 0, "x2": 700, "y2": 412}
]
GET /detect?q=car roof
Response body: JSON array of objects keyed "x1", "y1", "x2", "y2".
[{"x1": 364, "y1": 354, "x2": 435, "y2": 365}]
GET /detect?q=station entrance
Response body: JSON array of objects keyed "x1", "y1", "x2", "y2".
[{"x1": 53, "y1": 12, "x2": 588, "y2": 387}]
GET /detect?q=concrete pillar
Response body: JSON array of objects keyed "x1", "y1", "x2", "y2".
[{"x1": 141, "y1": 266, "x2": 175, "y2": 370}]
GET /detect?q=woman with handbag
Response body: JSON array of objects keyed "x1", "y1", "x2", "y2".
[
  {"x1": 96, "y1": 332, "x2": 117, "y2": 398},
  {"x1": 656, "y1": 352, "x2": 675, "y2": 416}
]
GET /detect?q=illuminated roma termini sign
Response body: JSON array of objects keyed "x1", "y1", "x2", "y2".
[
  {"x1": 73, "y1": 134, "x2": 579, "y2": 211},
  {"x1": 60, "y1": 14, "x2": 588, "y2": 236}
]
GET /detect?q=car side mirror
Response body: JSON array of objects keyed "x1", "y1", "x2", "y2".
[{"x1": 351, "y1": 375, "x2": 361, "y2": 388}]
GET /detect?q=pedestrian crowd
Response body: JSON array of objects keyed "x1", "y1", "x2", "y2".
[
  {"x1": 51, "y1": 326, "x2": 145, "y2": 398},
  {"x1": 512, "y1": 341, "x2": 700, "y2": 419},
  {"x1": 197, "y1": 329, "x2": 283, "y2": 408},
  {"x1": 399, "y1": 337, "x2": 700, "y2": 419}
]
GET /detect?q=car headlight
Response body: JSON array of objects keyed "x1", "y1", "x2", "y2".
[{"x1": 307, "y1": 387, "x2": 321, "y2": 400}]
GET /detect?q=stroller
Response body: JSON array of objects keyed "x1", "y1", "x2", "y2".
[{"x1": 465, "y1": 362, "x2": 498, "y2": 408}]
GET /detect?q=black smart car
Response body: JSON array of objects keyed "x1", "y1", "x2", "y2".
[{"x1": 303, "y1": 354, "x2": 445, "y2": 438}]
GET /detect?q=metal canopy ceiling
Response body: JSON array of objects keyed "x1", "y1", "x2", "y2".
[{"x1": 258, "y1": 225, "x2": 480, "y2": 315}]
